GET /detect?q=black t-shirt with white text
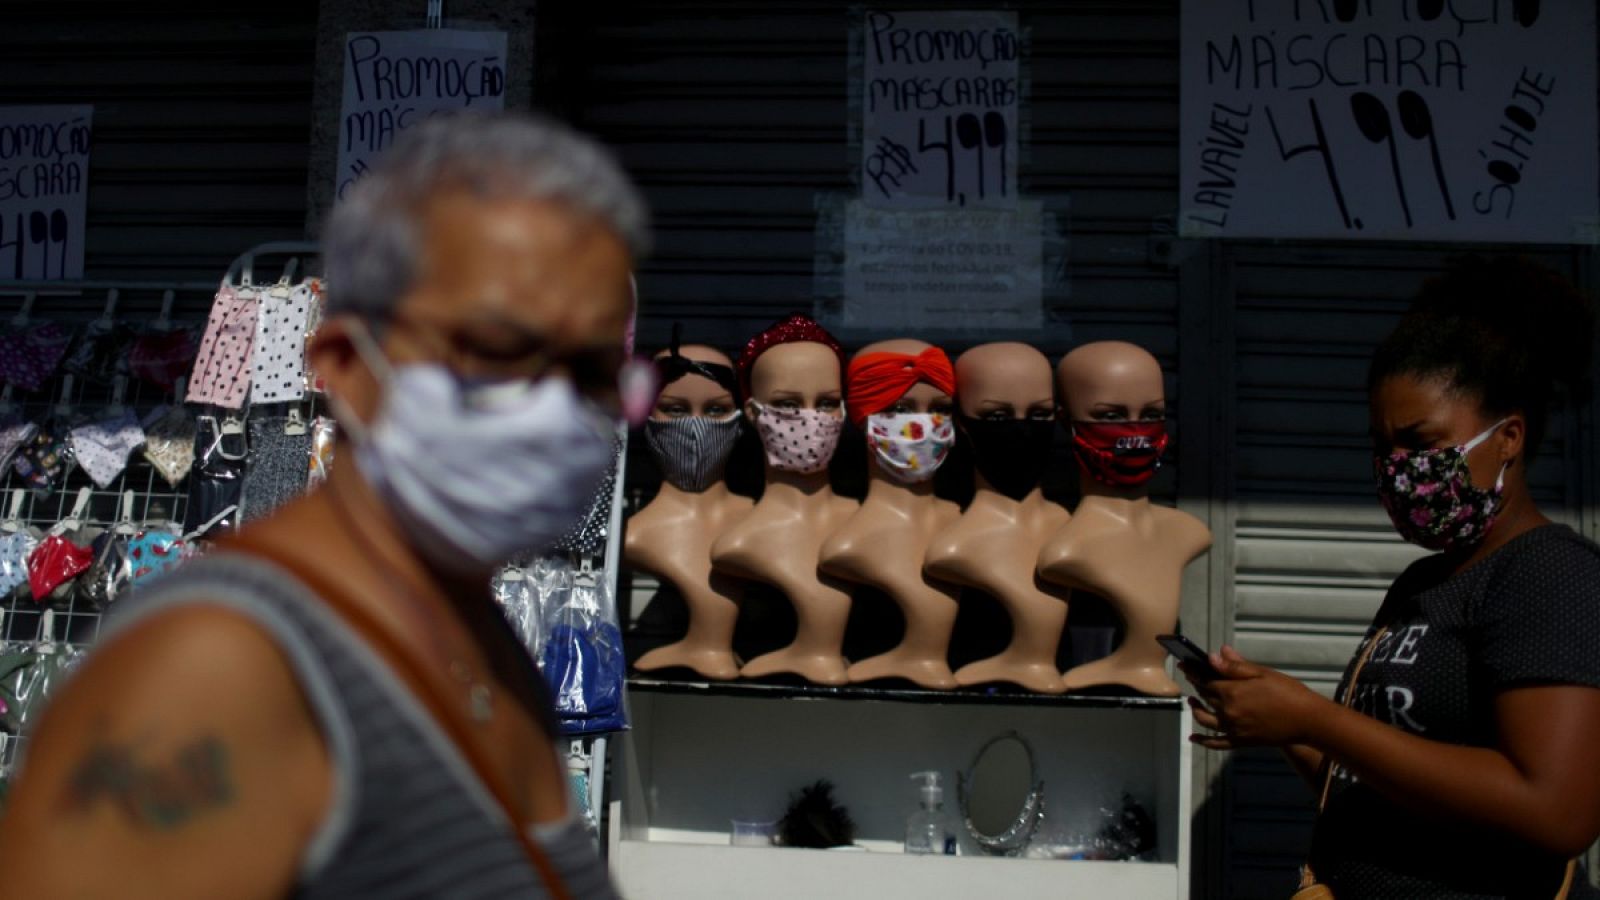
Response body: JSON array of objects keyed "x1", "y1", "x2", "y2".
[{"x1": 1309, "y1": 524, "x2": 1600, "y2": 899}]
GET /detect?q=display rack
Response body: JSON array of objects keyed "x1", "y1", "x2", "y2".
[{"x1": 608, "y1": 677, "x2": 1192, "y2": 900}]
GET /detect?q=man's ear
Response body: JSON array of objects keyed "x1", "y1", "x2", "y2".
[{"x1": 308, "y1": 318, "x2": 382, "y2": 425}]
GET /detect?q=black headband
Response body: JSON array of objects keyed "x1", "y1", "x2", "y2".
[{"x1": 655, "y1": 323, "x2": 739, "y2": 398}]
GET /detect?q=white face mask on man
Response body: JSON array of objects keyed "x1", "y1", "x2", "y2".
[{"x1": 330, "y1": 320, "x2": 615, "y2": 574}]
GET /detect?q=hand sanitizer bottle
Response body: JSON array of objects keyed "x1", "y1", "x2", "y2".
[{"x1": 905, "y1": 771, "x2": 958, "y2": 855}]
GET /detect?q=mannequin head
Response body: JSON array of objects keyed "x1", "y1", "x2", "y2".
[
  {"x1": 732, "y1": 315, "x2": 847, "y2": 474},
  {"x1": 956, "y1": 343, "x2": 1055, "y2": 421},
  {"x1": 954, "y1": 344, "x2": 1056, "y2": 500},
  {"x1": 652, "y1": 344, "x2": 737, "y2": 421},
  {"x1": 1058, "y1": 341, "x2": 1169, "y2": 494},
  {"x1": 849, "y1": 339, "x2": 957, "y2": 485},
  {"x1": 746, "y1": 342, "x2": 844, "y2": 415},
  {"x1": 1057, "y1": 342, "x2": 1167, "y2": 423}
]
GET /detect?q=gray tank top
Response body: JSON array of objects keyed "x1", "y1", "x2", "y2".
[{"x1": 99, "y1": 554, "x2": 618, "y2": 900}]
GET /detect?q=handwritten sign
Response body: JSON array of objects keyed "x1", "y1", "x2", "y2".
[
  {"x1": 0, "y1": 106, "x2": 92, "y2": 281},
  {"x1": 336, "y1": 29, "x2": 507, "y2": 200},
  {"x1": 1180, "y1": 2, "x2": 1599, "y2": 243},
  {"x1": 842, "y1": 199, "x2": 1042, "y2": 329},
  {"x1": 862, "y1": 10, "x2": 1020, "y2": 210}
]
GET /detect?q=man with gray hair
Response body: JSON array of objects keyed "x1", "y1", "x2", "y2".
[{"x1": 0, "y1": 112, "x2": 639, "y2": 899}]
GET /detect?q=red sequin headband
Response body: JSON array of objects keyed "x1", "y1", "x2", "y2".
[{"x1": 736, "y1": 314, "x2": 844, "y2": 399}]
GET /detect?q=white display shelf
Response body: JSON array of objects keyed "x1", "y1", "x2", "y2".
[{"x1": 609, "y1": 679, "x2": 1192, "y2": 900}]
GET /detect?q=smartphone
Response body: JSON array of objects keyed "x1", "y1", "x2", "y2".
[{"x1": 1156, "y1": 633, "x2": 1221, "y2": 681}]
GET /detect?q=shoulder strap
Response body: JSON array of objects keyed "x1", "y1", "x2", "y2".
[
  {"x1": 1314, "y1": 625, "x2": 1390, "y2": 814},
  {"x1": 223, "y1": 535, "x2": 572, "y2": 900}
]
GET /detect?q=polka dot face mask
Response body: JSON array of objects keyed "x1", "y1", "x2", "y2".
[{"x1": 750, "y1": 402, "x2": 844, "y2": 475}]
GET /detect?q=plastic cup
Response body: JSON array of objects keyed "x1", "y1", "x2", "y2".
[{"x1": 730, "y1": 818, "x2": 777, "y2": 847}]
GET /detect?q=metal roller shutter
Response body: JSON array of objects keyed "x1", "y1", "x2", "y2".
[{"x1": 0, "y1": 1, "x2": 318, "y2": 284}]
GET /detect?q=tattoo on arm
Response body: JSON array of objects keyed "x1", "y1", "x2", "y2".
[{"x1": 62, "y1": 735, "x2": 234, "y2": 829}]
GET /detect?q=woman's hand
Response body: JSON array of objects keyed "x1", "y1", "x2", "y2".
[{"x1": 1182, "y1": 646, "x2": 1330, "y2": 750}]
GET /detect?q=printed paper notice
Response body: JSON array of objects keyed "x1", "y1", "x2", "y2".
[
  {"x1": 842, "y1": 199, "x2": 1042, "y2": 329},
  {"x1": 1179, "y1": 2, "x2": 1598, "y2": 243},
  {"x1": 862, "y1": 10, "x2": 1020, "y2": 210},
  {"x1": 0, "y1": 106, "x2": 92, "y2": 280}
]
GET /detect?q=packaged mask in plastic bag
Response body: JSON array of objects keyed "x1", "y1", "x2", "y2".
[
  {"x1": 78, "y1": 531, "x2": 133, "y2": 610},
  {"x1": 0, "y1": 641, "x2": 83, "y2": 733},
  {"x1": 493, "y1": 568, "x2": 542, "y2": 656},
  {"x1": 537, "y1": 560, "x2": 627, "y2": 735},
  {"x1": 0, "y1": 530, "x2": 39, "y2": 600},
  {"x1": 28, "y1": 533, "x2": 95, "y2": 604},
  {"x1": 182, "y1": 416, "x2": 246, "y2": 538}
]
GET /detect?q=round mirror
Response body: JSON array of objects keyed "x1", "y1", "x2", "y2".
[{"x1": 957, "y1": 730, "x2": 1044, "y2": 856}]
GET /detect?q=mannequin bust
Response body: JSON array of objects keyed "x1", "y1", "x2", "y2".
[
  {"x1": 710, "y1": 316, "x2": 858, "y2": 685},
  {"x1": 819, "y1": 339, "x2": 962, "y2": 689},
  {"x1": 626, "y1": 342, "x2": 752, "y2": 680},
  {"x1": 924, "y1": 343, "x2": 1071, "y2": 694},
  {"x1": 1038, "y1": 341, "x2": 1211, "y2": 696}
]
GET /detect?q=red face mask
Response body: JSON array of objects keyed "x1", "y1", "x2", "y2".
[{"x1": 1069, "y1": 420, "x2": 1169, "y2": 487}]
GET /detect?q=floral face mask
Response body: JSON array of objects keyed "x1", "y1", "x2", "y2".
[
  {"x1": 1375, "y1": 418, "x2": 1509, "y2": 552},
  {"x1": 865, "y1": 412, "x2": 954, "y2": 484},
  {"x1": 751, "y1": 402, "x2": 844, "y2": 475}
]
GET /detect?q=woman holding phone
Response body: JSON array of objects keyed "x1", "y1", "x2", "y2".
[{"x1": 1186, "y1": 257, "x2": 1600, "y2": 899}]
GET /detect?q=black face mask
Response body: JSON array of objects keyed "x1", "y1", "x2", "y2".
[{"x1": 958, "y1": 416, "x2": 1056, "y2": 501}]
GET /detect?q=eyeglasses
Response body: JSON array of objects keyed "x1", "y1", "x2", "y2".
[{"x1": 380, "y1": 313, "x2": 630, "y2": 415}]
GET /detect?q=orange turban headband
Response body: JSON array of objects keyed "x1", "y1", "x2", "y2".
[{"x1": 845, "y1": 347, "x2": 957, "y2": 425}]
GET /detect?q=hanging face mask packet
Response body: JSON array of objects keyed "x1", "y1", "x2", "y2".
[
  {"x1": 865, "y1": 412, "x2": 955, "y2": 484},
  {"x1": 0, "y1": 321, "x2": 74, "y2": 393},
  {"x1": 538, "y1": 564, "x2": 628, "y2": 736},
  {"x1": 127, "y1": 528, "x2": 187, "y2": 587},
  {"x1": 1069, "y1": 419, "x2": 1170, "y2": 488},
  {"x1": 0, "y1": 414, "x2": 39, "y2": 473},
  {"x1": 239, "y1": 415, "x2": 313, "y2": 523},
  {"x1": 141, "y1": 404, "x2": 198, "y2": 486},
  {"x1": 27, "y1": 533, "x2": 95, "y2": 604},
  {"x1": 644, "y1": 413, "x2": 742, "y2": 492},
  {"x1": 69, "y1": 409, "x2": 146, "y2": 489},
  {"x1": 306, "y1": 415, "x2": 337, "y2": 490},
  {"x1": 77, "y1": 530, "x2": 133, "y2": 611},
  {"x1": 958, "y1": 416, "x2": 1057, "y2": 501},
  {"x1": 13, "y1": 426, "x2": 71, "y2": 496},
  {"x1": 64, "y1": 320, "x2": 135, "y2": 385},
  {"x1": 336, "y1": 322, "x2": 615, "y2": 573},
  {"x1": 493, "y1": 568, "x2": 542, "y2": 656},
  {"x1": 127, "y1": 326, "x2": 198, "y2": 393},
  {"x1": 550, "y1": 435, "x2": 623, "y2": 555},
  {"x1": 1375, "y1": 419, "x2": 1509, "y2": 552},
  {"x1": 250, "y1": 282, "x2": 313, "y2": 404},
  {"x1": 751, "y1": 402, "x2": 844, "y2": 474},
  {"x1": 0, "y1": 531, "x2": 39, "y2": 600},
  {"x1": 181, "y1": 416, "x2": 247, "y2": 539},
  {"x1": 0, "y1": 640, "x2": 84, "y2": 734},
  {"x1": 186, "y1": 284, "x2": 259, "y2": 409}
]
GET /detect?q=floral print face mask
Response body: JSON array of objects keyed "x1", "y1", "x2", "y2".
[
  {"x1": 1375, "y1": 418, "x2": 1508, "y2": 552},
  {"x1": 865, "y1": 412, "x2": 954, "y2": 484}
]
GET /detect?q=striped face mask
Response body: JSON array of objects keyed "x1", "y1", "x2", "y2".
[{"x1": 644, "y1": 413, "x2": 742, "y2": 492}]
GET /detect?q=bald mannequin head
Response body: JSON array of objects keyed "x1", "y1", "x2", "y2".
[
  {"x1": 746, "y1": 341, "x2": 843, "y2": 413},
  {"x1": 650, "y1": 343, "x2": 737, "y2": 421},
  {"x1": 955, "y1": 342, "x2": 1055, "y2": 420},
  {"x1": 1057, "y1": 341, "x2": 1166, "y2": 422}
]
